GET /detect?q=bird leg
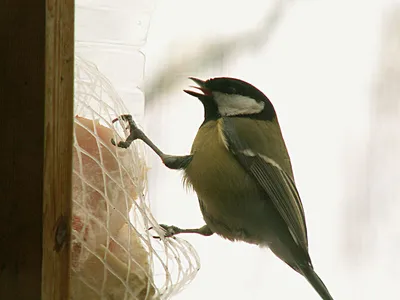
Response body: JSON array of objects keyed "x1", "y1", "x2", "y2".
[
  {"x1": 153, "y1": 224, "x2": 214, "y2": 239},
  {"x1": 111, "y1": 114, "x2": 193, "y2": 170}
]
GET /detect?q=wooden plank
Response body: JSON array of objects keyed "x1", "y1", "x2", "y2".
[
  {"x1": 42, "y1": 1, "x2": 75, "y2": 299},
  {"x1": 0, "y1": 0, "x2": 74, "y2": 299}
]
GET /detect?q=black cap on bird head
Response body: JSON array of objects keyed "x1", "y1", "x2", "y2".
[{"x1": 184, "y1": 77, "x2": 276, "y2": 122}]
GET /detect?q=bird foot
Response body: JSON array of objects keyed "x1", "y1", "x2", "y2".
[{"x1": 111, "y1": 114, "x2": 144, "y2": 148}]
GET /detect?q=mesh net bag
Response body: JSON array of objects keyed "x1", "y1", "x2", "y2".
[{"x1": 70, "y1": 55, "x2": 200, "y2": 300}]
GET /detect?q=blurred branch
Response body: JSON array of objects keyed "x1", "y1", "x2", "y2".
[{"x1": 144, "y1": 0, "x2": 293, "y2": 105}]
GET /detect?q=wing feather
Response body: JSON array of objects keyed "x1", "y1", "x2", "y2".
[{"x1": 221, "y1": 117, "x2": 309, "y2": 251}]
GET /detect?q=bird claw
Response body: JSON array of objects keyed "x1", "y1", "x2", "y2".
[
  {"x1": 110, "y1": 139, "x2": 130, "y2": 149},
  {"x1": 151, "y1": 224, "x2": 179, "y2": 240},
  {"x1": 112, "y1": 114, "x2": 133, "y2": 124},
  {"x1": 111, "y1": 114, "x2": 144, "y2": 149},
  {"x1": 160, "y1": 224, "x2": 180, "y2": 237}
]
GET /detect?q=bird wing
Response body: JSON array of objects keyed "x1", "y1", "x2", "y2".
[{"x1": 220, "y1": 117, "x2": 309, "y2": 252}]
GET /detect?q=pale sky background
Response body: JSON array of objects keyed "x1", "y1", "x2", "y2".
[{"x1": 76, "y1": 0, "x2": 400, "y2": 299}]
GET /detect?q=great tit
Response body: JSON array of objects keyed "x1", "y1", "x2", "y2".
[{"x1": 112, "y1": 77, "x2": 334, "y2": 300}]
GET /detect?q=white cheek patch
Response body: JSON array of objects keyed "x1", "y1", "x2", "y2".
[{"x1": 213, "y1": 92, "x2": 265, "y2": 116}]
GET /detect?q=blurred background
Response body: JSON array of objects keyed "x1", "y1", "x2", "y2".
[{"x1": 77, "y1": 0, "x2": 400, "y2": 299}]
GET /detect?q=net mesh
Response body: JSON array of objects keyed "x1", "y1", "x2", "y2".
[{"x1": 71, "y1": 55, "x2": 200, "y2": 300}]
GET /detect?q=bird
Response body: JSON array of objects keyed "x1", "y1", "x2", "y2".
[{"x1": 111, "y1": 77, "x2": 334, "y2": 299}]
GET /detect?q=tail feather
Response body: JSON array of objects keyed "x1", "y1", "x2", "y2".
[{"x1": 300, "y1": 266, "x2": 334, "y2": 300}]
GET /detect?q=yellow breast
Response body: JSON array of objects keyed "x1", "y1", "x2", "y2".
[{"x1": 183, "y1": 120, "x2": 261, "y2": 224}]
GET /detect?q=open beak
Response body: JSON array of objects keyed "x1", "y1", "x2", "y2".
[{"x1": 184, "y1": 77, "x2": 212, "y2": 98}]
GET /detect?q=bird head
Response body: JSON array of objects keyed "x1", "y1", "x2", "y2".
[{"x1": 184, "y1": 77, "x2": 276, "y2": 121}]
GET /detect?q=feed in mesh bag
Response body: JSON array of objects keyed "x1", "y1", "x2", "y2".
[
  {"x1": 70, "y1": 56, "x2": 199, "y2": 300},
  {"x1": 71, "y1": 116, "x2": 155, "y2": 299}
]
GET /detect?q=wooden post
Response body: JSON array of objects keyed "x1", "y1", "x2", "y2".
[{"x1": 0, "y1": 1, "x2": 74, "y2": 299}]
